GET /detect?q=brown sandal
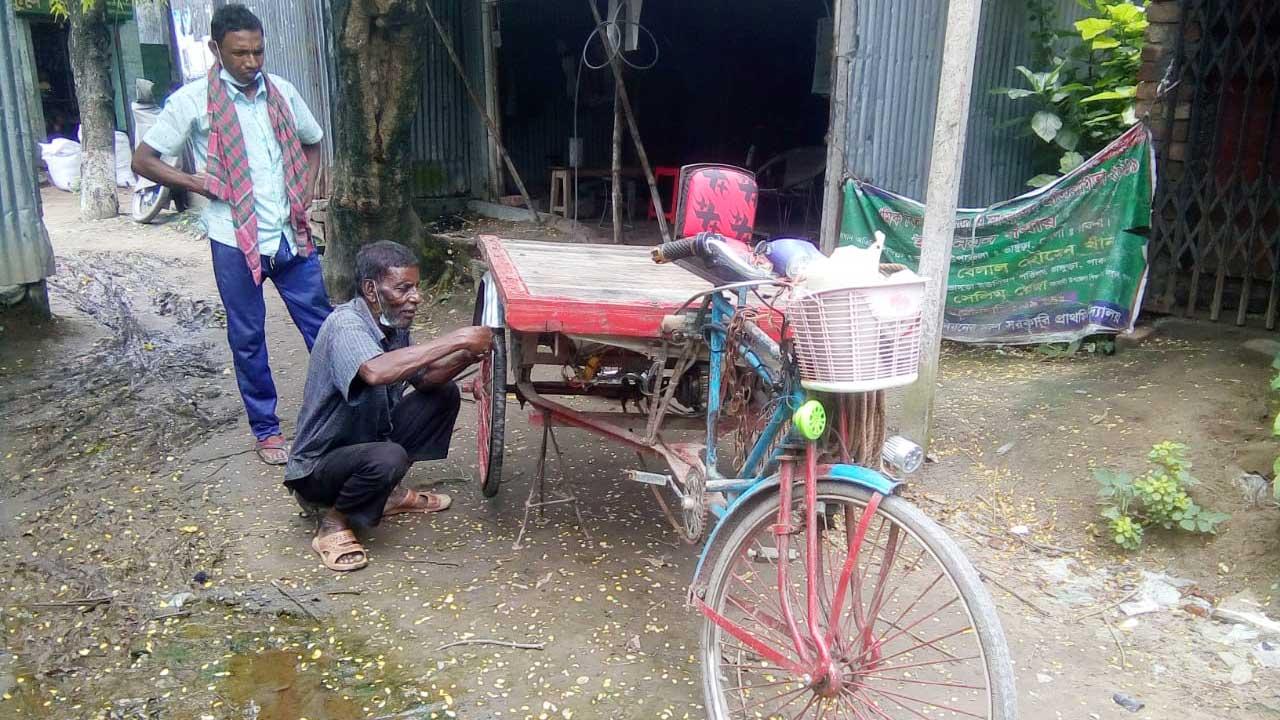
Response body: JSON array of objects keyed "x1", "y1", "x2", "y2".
[
  {"x1": 311, "y1": 529, "x2": 368, "y2": 572},
  {"x1": 384, "y1": 488, "x2": 452, "y2": 516},
  {"x1": 256, "y1": 435, "x2": 289, "y2": 466}
]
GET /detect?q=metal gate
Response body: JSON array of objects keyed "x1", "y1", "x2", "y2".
[{"x1": 1148, "y1": 0, "x2": 1280, "y2": 327}]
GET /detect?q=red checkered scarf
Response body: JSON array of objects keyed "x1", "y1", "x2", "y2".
[{"x1": 204, "y1": 65, "x2": 313, "y2": 285}]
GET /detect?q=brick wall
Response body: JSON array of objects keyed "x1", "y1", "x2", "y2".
[{"x1": 1136, "y1": 0, "x2": 1189, "y2": 180}]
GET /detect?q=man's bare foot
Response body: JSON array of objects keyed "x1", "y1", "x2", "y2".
[
  {"x1": 384, "y1": 486, "x2": 452, "y2": 516},
  {"x1": 311, "y1": 510, "x2": 367, "y2": 571}
]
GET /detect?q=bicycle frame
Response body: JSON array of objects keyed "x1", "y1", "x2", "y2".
[
  {"x1": 692, "y1": 286, "x2": 902, "y2": 687},
  {"x1": 695, "y1": 289, "x2": 898, "y2": 498},
  {"x1": 701, "y1": 290, "x2": 795, "y2": 488},
  {"x1": 474, "y1": 237, "x2": 1008, "y2": 715}
]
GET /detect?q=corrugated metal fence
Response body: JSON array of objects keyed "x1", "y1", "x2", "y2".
[
  {"x1": 0, "y1": 0, "x2": 54, "y2": 288},
  {"x1": 409, "y1": 0, "x2": 480, "y2": 197},
  {"x1": 846, "y1": 0, "x2": 1088, "y2": 207},
  {"x1": 168, "y1": 0, "x2": 334, "y2": 166}
]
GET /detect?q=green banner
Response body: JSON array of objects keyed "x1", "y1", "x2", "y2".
[{"x1": 840, "y1": 125, "x2": 1154, "y2": 344}]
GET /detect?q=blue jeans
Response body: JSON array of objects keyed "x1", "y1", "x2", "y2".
[{"x1": 211, "y1": 239, "x2": 332, "y2": 440}]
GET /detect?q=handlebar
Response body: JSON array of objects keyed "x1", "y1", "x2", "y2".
[{"x1": 651, "y1": 236, "x2": 704, "y2": 264}]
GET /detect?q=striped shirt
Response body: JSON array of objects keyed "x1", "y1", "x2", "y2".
[{"x1": 285, "y1": 298, "x2": 409, "y2": 482}]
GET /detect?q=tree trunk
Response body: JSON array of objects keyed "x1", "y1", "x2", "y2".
[
  {"x1": 67, "y1": 0, "x2": 119, "y2": 221},
  {"x1": 326, "y1": 0, "x2": 432, "y2": 301}
]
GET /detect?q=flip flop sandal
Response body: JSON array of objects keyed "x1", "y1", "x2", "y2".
[
  {"x1": 311, "y1": 529, "x2": 368, "y2": 572},
  {"x1": 255, "y1": 435, "x2": 290, "y2": 466},
  {"x1": 385, "y1": 489, "x2": 452, "y2": 516}
]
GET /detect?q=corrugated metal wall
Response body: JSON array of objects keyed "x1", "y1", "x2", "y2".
[
  {"x1": 168, "y1": 0, "x2": 333, "y2": 164},
  {"x1": 409, "y1": 0, "x2": 478, "y2": 197},
  {"x1": 502, "y1": 94, "x2": 613, "y2": 197},
  {"x1": 259, "y1": 0, "x2": 332, "y2": 165},
  {"x1": 846, "y1": 0, "x2": 1088, "y2": 206},
  {"x1": 14, "y1": 16, "x2": 44, "y2": 150},
  {"x1": 463, "y1": 0, "x2": 491, "y2": 198},
  {"x1": 0, "y1": 0, "x2": 55, "y2": 288},
  {"x1": 310, "y1": 0, "x2": 336, "y2": 170}
]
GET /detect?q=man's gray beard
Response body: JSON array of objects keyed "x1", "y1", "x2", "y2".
[
  {"x1": 378, "y1": 309, "x2": 414, "y2": 330},
  {"x1": 374, "y1": 288, "x2": 414, "y2": 330}
]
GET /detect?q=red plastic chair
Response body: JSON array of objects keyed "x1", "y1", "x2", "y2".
[
  {"x1": 673, "y1": 163, "x2": 758, "y2": 242},
  {"x1": 648, "y1": 166, "x2": 679, "y2": 224}
]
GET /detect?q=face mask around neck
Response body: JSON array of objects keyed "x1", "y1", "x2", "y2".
[
  {"x1": 373, "y1": 287, "x2": 400, "y2": 329},
  {"x1": 212, "y1": 42, "x2": 262, "y2": 86}
]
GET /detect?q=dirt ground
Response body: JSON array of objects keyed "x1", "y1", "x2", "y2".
[{"x1": 2, "y1": 189, "x2": 1279, "y2": 720}]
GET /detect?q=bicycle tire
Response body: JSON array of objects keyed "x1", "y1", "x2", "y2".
[
  {"x1": 476, "y1": 327, "x2": 507, "y2": 498},
  {"x1": 131, "y1": 185, "x2": 170, "y2": 224},
  {"x1": 699, "y1": 481, "x2": 1017, "y2": 719}
]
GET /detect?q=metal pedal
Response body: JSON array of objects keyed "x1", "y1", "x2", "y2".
[
  {"x1": 748, "y1": 546, "x2": 800, "y2": 562},
  {"x1": 626, "y1": 469, "x2": 671, "y2": 486}
]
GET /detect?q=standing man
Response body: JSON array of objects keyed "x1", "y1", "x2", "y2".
[{"x1": 133, "y1": 4, "x2": 331, "y2": 465}]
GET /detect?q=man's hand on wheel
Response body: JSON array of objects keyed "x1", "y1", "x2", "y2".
[{"x1": 455, "y1": 326, "x2": 494, "y2": 360}]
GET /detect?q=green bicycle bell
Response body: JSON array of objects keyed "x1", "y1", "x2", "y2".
[{"x1": 792, "y1": 399, "x2": 827, "y2": 441}]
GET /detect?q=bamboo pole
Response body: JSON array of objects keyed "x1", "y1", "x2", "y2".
[
  {"x1": 611, "y1": 81, "x2": 623, "y2": 243},
  {"x1": 423, "y1": 0, "x2": 538, "y2": 223},
  {"x1": 900, "y1": 0, "x2": 985, "y2": 449},
  {"x1": 587, "y1": 0, "x2": 670, "y2": 242}
]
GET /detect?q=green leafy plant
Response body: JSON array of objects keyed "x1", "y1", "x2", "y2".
[
  {"x1": 14, "y1": 0, "x2": 142, "y2": 20},
  {"x1": 1027, "y1": 0, "x2": 1061, "y2": 67},
  {"x1": 995, "y1": 0, "x2": 1147, "y2": 186},
  {"x1": 1097, "y1": 470, "x2": 1142, "y2": 549},
  {"x1": 1095, "y1": 442, "x2": 1229, "y2": 550}
]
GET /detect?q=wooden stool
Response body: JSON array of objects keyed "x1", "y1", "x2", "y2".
[{"x1": 549, "y1": 168, "x2": 570, "y2": 217}]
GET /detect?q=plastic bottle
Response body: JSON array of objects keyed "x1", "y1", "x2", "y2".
[{"x1": 759, "y1": 237, "x2": 826, "y2": 280}]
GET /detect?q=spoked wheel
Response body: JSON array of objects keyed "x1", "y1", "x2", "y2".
[
  {"x1": 473, "y1": 327, "x2": 507, "y2": 497},
  {"x1": 131, "y1": 184, "x2": 171, "y2": 223},
  {"x1": 700, "y1": 482, "x2": 1016, "y2": 719}
]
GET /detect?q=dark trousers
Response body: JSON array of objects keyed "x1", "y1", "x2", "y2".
[
  {"x1": 288, "y1": 383, "x2": 462, "y2": 528},
  {"x1": 211, "y1": 239, "x2": 332, "y2": 440}
]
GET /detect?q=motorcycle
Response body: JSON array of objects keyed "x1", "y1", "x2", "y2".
[{"x1": 130, "y1": 79, "x2": 193, "y2": 223}]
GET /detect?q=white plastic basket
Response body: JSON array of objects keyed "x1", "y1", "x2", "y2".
[{"x1": 788, "y1": 277, "x2": 927, "y2": 393}]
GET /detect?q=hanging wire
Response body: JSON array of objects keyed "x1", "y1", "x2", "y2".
[{"x1": 571, "y1": 2, "x2": 661, "y2": 225}]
